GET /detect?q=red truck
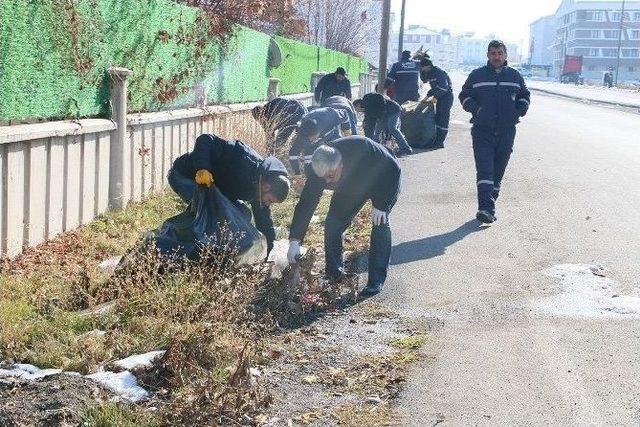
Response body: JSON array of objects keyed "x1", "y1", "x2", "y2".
[{"x1": 560, "y1": 55, "x2": 584, "y2": 84}]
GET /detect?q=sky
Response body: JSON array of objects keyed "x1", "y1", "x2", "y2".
[{"x1": 391, "y1": 0, "x2": 563, "y2": 56}]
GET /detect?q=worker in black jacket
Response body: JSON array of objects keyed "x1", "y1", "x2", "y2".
[
  {"x1": 314, "y1": 67, "x2": 352, "y2": 103},
  {"x1": 353, "y1": 93, "x2": 413, "y2": 156},
  {"x1": 420, "y1": 58, "x2": 453, "y2": 149},
  {"x1": 252, "y1": 97, "x2": 307, "y2": 148},
  {"x1": 168, "y1": 134, "x2": 290, "y2": 254},
  {"x1": 458, "y1": 40, "x2": 531, "y2": 224},
  {"x1": 286, "y1": 136, "x2": 401, "y2": 296}
]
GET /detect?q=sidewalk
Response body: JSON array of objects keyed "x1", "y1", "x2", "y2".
[{"x1": 527, "y1": 79, "x2": 640, "y2": 109}]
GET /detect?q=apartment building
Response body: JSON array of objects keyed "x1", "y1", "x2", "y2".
[
  {"x1": 529, "y1": 15, "x2": 557, "y2": 66},
  {"x1": 553, "y1": 0, "x2": 640, "y2": 81},
  {"x1": 389, "y1": 25, "x2": 458, "y2": 71}
]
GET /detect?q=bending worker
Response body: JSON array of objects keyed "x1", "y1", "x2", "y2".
[
  {"x1": 287, "y1": 136, "x2": 401, "y2": 296},
  {"x1": 168, "y1": 134, "x2": 290, "y2": 254},
  {"x1": 252, "y1": 97, "x2": 307, "y2": 148},
  {"x1": 353, "y1": 93, "x2": 412, "y2": 156},
  {"x1": 289, "y1": 106, "x2": 351, "y2": 174},
  {"x1": 321, "y1": 95, "x2": 358, "y2": 136}
]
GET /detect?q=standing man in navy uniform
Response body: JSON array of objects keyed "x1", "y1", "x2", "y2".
[
  {"x1": 388, "y1": 50, "x2": 421, "y2": 105},
  {"x1": 420, "y1": 58, "x2": 454, "y2": 149},
  {"x1": 314, "y1": 67, "x2": 352, "y2": 104},
  {"x1": 458, "y1": 40, "x2": 531, "y2": 224}
]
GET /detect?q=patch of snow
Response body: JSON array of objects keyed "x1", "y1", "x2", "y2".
[
  {"x1": 86, "y1": 371, "x2": 149, "y2": 402},
  {"x1": 0, "y1": 364, "x2": 62, "y2": 380},
  {"x1": 449, "y1": 119, "x2": 470, "y2": 126},
  {"x1": 536, "y1": 264, "x2": 640, "y2": 318},
  {"x1": 98, "y1": 256, "x2": 122, "y2": 273},
  {"x1": 113, "y1": 350, "x2": 165, "y2": 371}
]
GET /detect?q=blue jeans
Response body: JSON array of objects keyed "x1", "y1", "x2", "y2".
[
  {"x1": 324, "y1": 192, "x2": 396, "y2": 288},
  {"x1": 375, "y1": 112, "x2": 411, "y2": 152}
]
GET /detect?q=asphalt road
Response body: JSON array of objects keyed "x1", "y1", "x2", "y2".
[{"x1": 383, "y1": 74, "x2": 640, "y2": 426}]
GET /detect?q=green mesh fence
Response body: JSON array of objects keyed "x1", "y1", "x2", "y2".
[
  {"x1": 0, "y1": 0, "x2": 367, "y2": 122},
  {"x1": 271, "y1": 36, "x2": 368, "y2": 95}
]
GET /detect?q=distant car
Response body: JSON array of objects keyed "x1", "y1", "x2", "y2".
[{"x1": 560, "y1": 72, "x2": 584, "y2": 85}]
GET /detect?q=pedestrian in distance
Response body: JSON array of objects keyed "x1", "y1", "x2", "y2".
[
  {"x1": 314, "y1": 67, "x2": 352, "y2": 104},
  {"x1": 321, "y1": 95, "x2": 358, "y2": 136},
  {"x1": 287, "y1": 136, "x2": 401, "y2": 296},
  {"x1": 288, "y1": 106, "x2": 352, "y2": 175},
  {"x1": 252, "y1": 97, "x2": 307, "y2": 149},
  {"x1": 388, "y1": 50, "x2": 421, "y2": 105},
  {"x1": 419, "y1": 57, "x2": 454, "y2": 149},
  {"x1": 353, "y1": 93, "x2": 413, "y2": 156},
  {"x1": 458, "y1": 40, "x2": 531, "y2": 224},
  {"x1": 168, "y1": 134, "x2": 290, "y2": 254}
]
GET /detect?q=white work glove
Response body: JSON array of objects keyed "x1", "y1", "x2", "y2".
[
  {"x1": 287, "y1": 240, "x2": 301, "y2": 264},
  {"x1": 371, "y1": 208, "x2": 388, "y2": 226}
]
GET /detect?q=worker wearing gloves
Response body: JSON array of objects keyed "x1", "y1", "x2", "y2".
[
  {"x1": 252, "y1": 97, "x2": 307, "y2": 148},
  {"x1": 287, "y1": 136, "x2": 401, "y2": 296},
  {"x1": 289, "y1": 107, "x2": 352, "y2": 175},
  {"x1": 388, "y1": 50, "x2": 421, "y2": 104},
  {"x1": 321, "y1": 95, "x2": 358, "y2": 136},
  {"x1": 168, "y1": 133, "x2": 291, "y2": 254},
  {"x1": 314, "y1": 67, "x2": 352, "y2": 104},
  {"x1": 458, "y1": 40, "x2": 530, "y2": 224},
  {"x1": 420, "y1": 58, "x2": 454, "y2": 149},
  {"x1": 353, "y1": 93, "x2": 413, "y2": 156}
]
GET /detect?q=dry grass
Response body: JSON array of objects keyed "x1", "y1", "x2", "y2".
[{"x1": 332, "y1": 403, "x2": 394, "y2": 427}]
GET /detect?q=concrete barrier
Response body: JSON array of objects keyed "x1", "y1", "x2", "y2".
[{"x1": 0, "y1": 74, "x2": 361, "y2": 258}]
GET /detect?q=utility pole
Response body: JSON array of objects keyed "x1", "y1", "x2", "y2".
[
  {"x1": 397, "y1": 0, "x2": 407, "y2": 61},
  {"x1": 378, "y1": 0, "x2": 392, "y2": 93},
  {"x1": 615, "y1": 0, "x2": 626, "y2": 85}
]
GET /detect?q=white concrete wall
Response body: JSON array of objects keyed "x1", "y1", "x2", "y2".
[{"x1": 0, "y1": 91, "x2": 321, "y2": 258}]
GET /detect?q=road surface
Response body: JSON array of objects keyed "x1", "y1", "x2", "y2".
[
  {"x1": 384, "y1": 74, "x2": 640, "y2": 426},
  {"x1": 527, "y1": 79, "x2": 640, "y2": 108}
]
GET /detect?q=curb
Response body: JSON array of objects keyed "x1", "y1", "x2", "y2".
[{"x1": 529, "y1": 87, "x2": 640, "y2": 110}]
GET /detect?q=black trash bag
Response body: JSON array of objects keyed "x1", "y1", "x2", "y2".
[
  {"x1": 151, "y1": 186, "x2": 267, "y2": 265},
  {"x1": 400, "y1": 101, "x2": 437, "y2": 149}
]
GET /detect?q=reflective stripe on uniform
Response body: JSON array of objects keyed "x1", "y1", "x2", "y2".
[
  {"x1": 462, "y1": 97, "x2": 473, "y2": 107},
  {"x1": 500, "y1": 82, "x2": 521, "y2": 88},
  {"x1": 436, "y1": 126, "x2": 448, "y2": 130},
  {"x1": 517, "y1": 98, "x2": 530, "y2": 105},
  {"x1": 472, "y1": 82, "x2": 498, "y2": 88},
  {"x1": 477, "y1": 180, "x2": 494, "y2": 185}
]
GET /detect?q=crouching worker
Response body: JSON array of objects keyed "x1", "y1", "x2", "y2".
[
  {"x1": 286, "y1": 136, "x2": 401, "y2": 296},
  {"x1": 168, "y1": 134, "x2": 290, "y2": 254},
  {"x1": 289, "y1": 107, "x2": 351, "y2": 174},
  {"x1": 321, "y1": 95, "x2": 358, "y2": 136},
  {"x1": 353, "y1": 93, "x2": 413, "y2": 156},
  {"x1": 252, "y1": 97, "x2": 307, "y2": 148}
]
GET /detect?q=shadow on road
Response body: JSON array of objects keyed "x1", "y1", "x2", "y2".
[{"x1": 390, "y1": 219, "x2": 486, "y2": 265}]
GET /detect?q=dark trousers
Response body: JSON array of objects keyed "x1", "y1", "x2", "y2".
[
  {"x1": 471, "y1": 126, "x2": 516, "y2": 214},
  {"x1": 434, "y1": 93, "x2": 453, "y2": 146},
  {"x1": 167, "y1": 168, "x2": 252, "y2": 219},
  {"x1": 324, "y1": 191, "x2": 397, "y2": 287}
]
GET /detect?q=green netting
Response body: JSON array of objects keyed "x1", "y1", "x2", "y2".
[
  {"x1": 0, "y1": 0, "x2": 367, "y2": 122},
  {"x1": 270, "y1": 36, "x2": 368, "y2": 95}
]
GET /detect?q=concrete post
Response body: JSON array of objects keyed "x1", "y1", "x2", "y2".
[
  {"x1": 311, "y1": 72, "x2": 325, "y2": 106},
  {"x1": 268, "y1": 78, "x2": 280, "y2": 100},
  {"x1": 359, "y1": 73, "x2": 370, "y2": 97},
  {"x1": 108, "y1": 67, "x2": 133, "y2": 210},
  {"x1": 195, "y1": 84, "x2": 207, "y2": 107}
]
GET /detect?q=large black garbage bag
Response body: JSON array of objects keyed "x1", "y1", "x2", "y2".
[
  {"x1": 400, "y1": 101, "x2": 437, "y2": 149},
  {"x1": 152, "y1": 186, "x2": 267, "y2": 265}
]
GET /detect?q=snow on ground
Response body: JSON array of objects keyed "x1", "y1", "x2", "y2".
[
  {"x1": 85, "y1": 371, "x2": 149, "y2": 402},
  {"x1": 527, "y1": 80, "x2": 640, "y2": 107},
  {"x1": 113, "y1": 350, "x2": 165, "y2": 371},
  {"x1": 536, "y1": 264, "x2": 640, "y2": 318},
  {"x1": 0, "y1": 364, "x2": 63, "y2": 380}
]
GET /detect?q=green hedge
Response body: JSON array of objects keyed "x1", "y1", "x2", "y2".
[{"x1": 0, "y1": 0, "x2": 367, "y2": 122}]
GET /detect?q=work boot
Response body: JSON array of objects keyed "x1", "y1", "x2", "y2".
[
  {"x1": 396, "y1": 147, "x2": 413, "y2": 157},
  {"x1": 361, "y1": 282, "x2": 383, "y2": 296},
  {"x1": 475, "y1": 210, "x2": 496, "y2": 224}
]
